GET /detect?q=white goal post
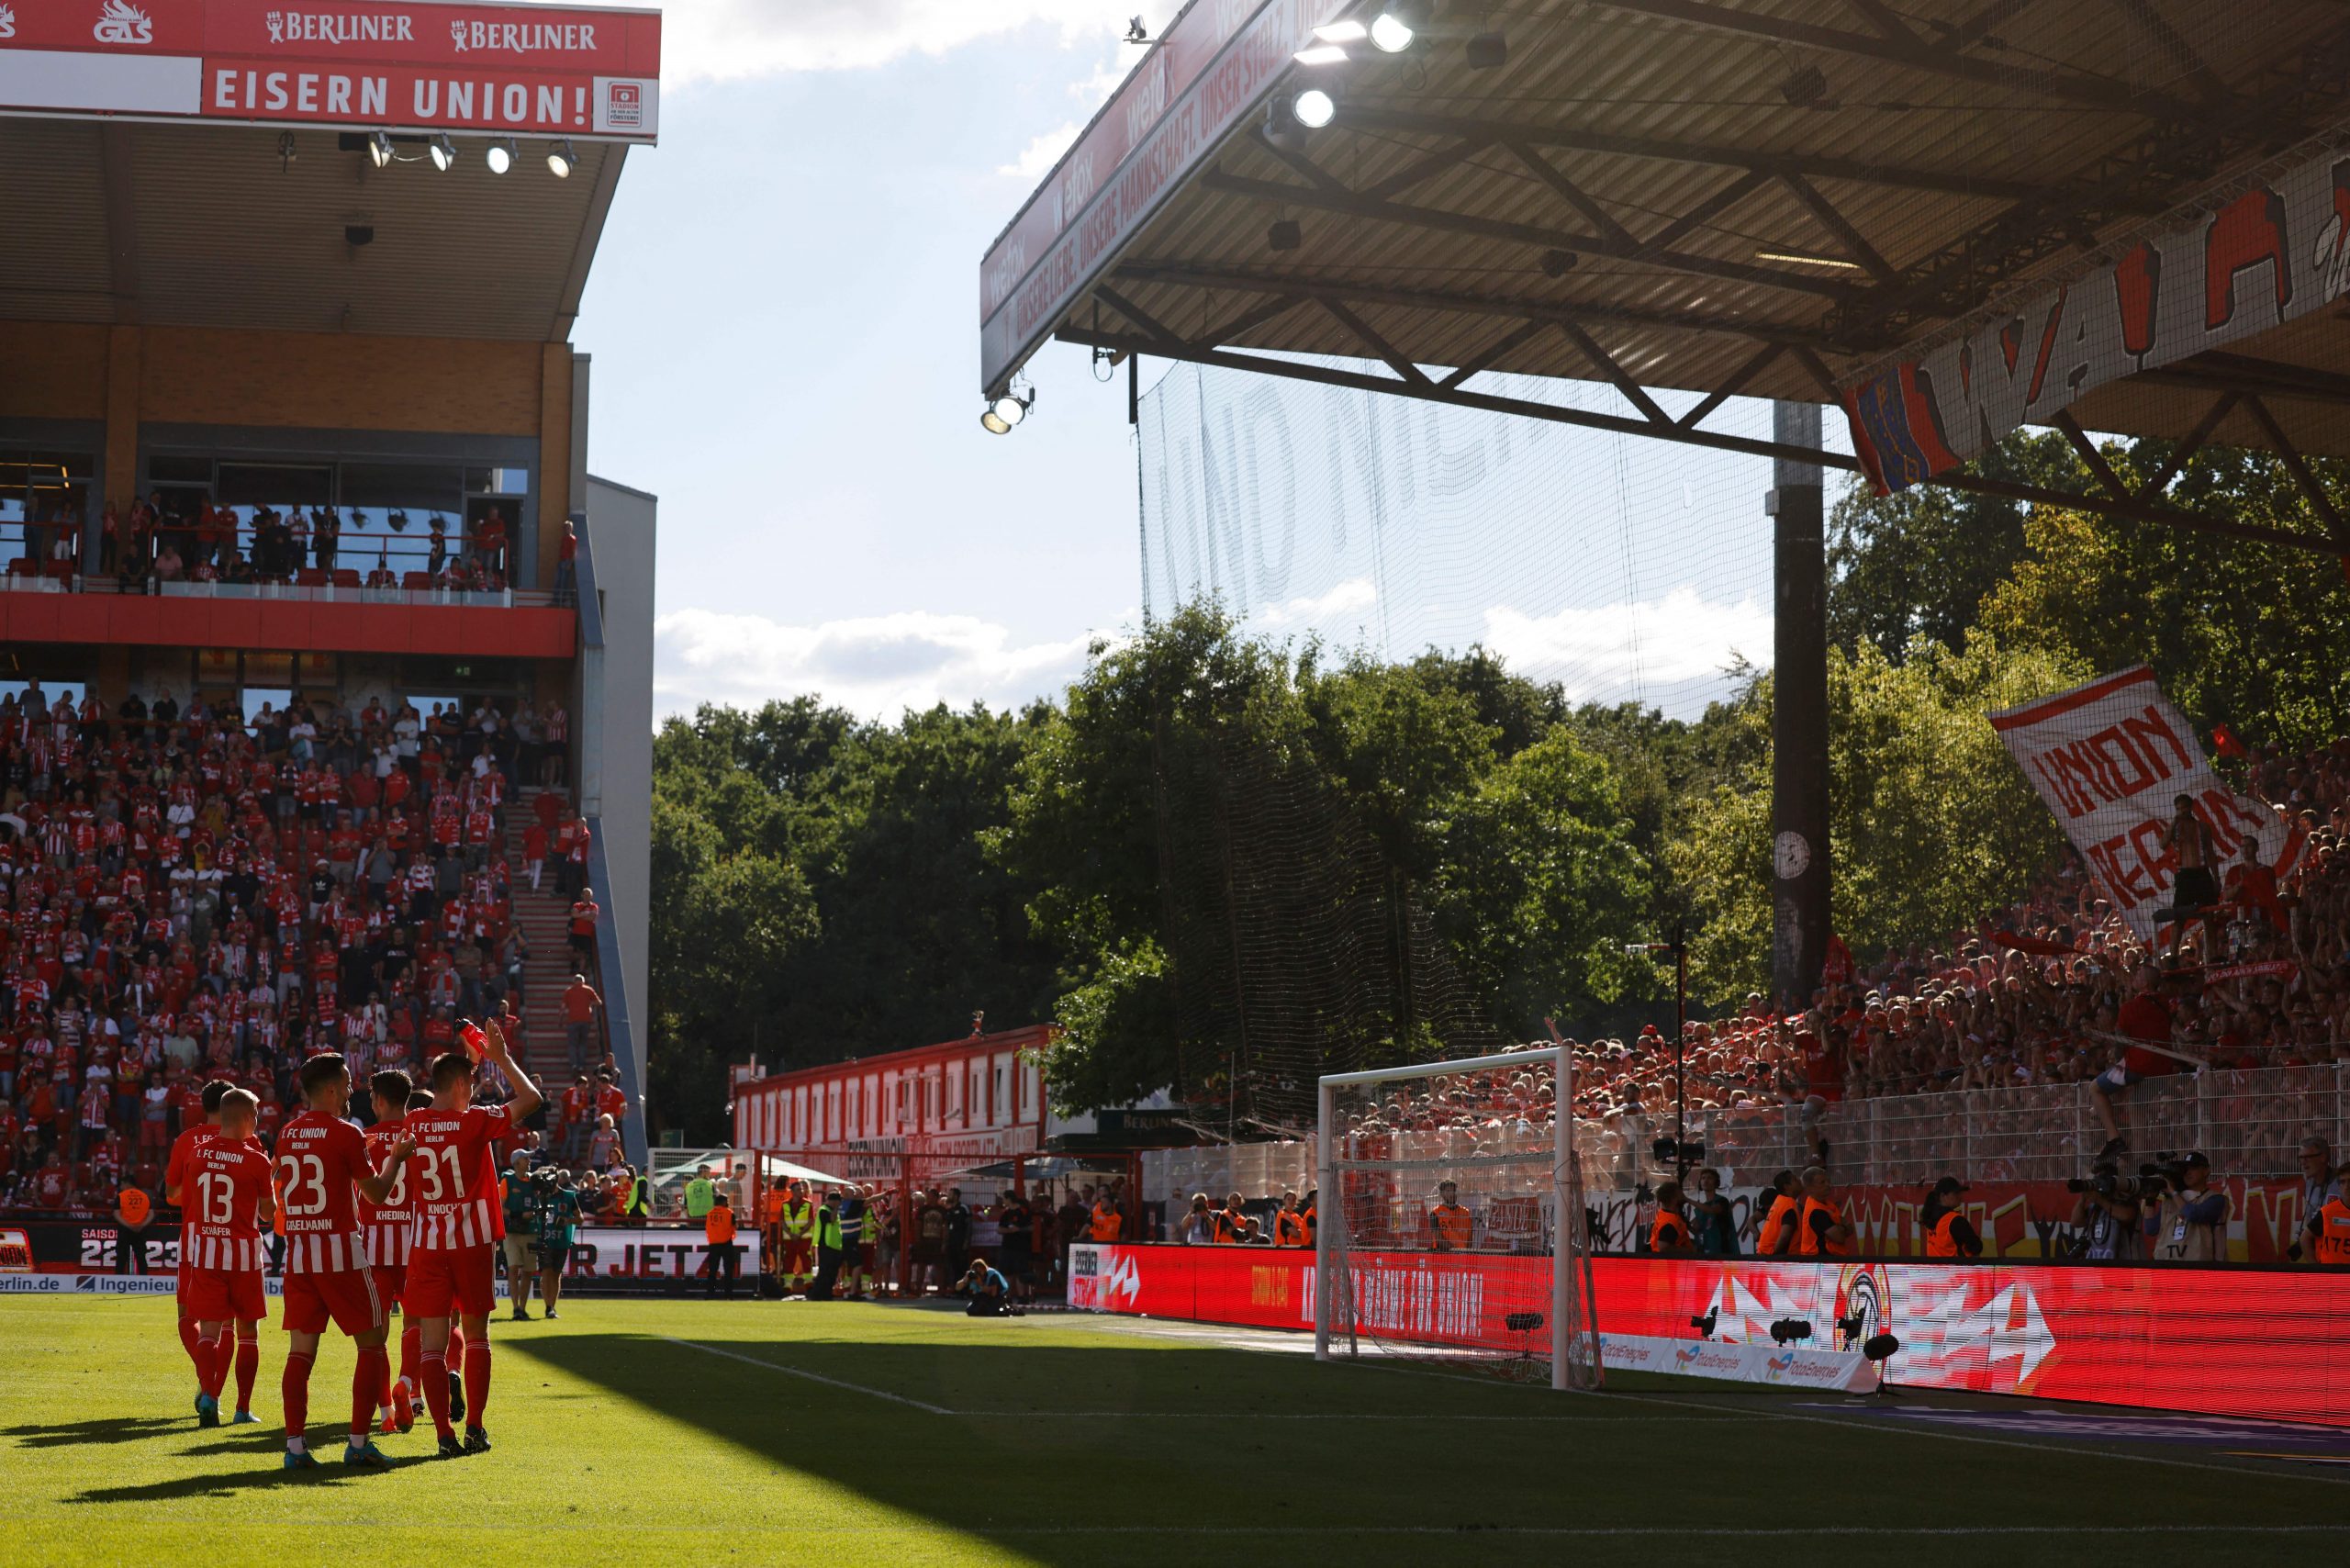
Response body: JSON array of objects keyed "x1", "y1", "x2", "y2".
[{"x1": 1314, "y1": 1045, "x2": 1603, "y2": 1390}]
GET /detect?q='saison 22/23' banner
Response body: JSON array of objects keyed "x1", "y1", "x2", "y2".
[
  {"x1": 1990, "y1": 666, "x2": 2300, "y2": 940},
  {"x1": 0, "y1": 0, "x2": 659, "y2": 138},
  {"x1": 1068, "y1": 1244, "x2": 2350, "y2": 1428},
  {"x1": 1841, "y1": 139, "x2": 2350, "y2": 493}
]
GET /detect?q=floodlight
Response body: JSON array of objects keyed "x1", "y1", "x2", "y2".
[
  {"x1": 1370, "y1": 0, "x2": 1427, "y2": 52},
  {"x1": 367, "y1": 131, "x2": 394, "y2": 169},
  {"x1": 548, "y1": 139, "x2": 577, "y2": 178},
  {"x1": 1293, "y1": 87, "x2": 1337, "y2": 128},
  {"x1": 980, "y1": 409, "x2": 1013, "y2": 435},
  {"x1": 1293, "y1": 43, "x2": 1349, "y2": 64},
  {"x1": 428, "y1": 134, "x2": 457, "y2": 172},
  {"x1": 487, "y1": 139, "x2": 516, "y2": 174},
  {"x1": 990, "y1": 393, "x2": 1029, "y2": 429},
  {"x1": 1313, "y1": 19, "x2": 1369, "y2": 42}
]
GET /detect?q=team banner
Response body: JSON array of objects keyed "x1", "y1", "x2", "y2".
[
  {"x1": 1989, "y1": 666, "x2": 2300, "y2": 940},
  {"x1": 1841, "y1": 139, "x2": 2350, "y2": 493},
  {"x1": 0, "y1": 0, "x2": 660, "y2": 139},
  {"x1": 1069, "y1": 1244, "x2": 2350, "y2": 1428}
]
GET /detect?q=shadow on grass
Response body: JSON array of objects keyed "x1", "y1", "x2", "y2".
[
  {"x1": 66, "y1": 1455, "x2": 431, "y2": 1505},
  {"x1": 5, "y1": 1416, "x2": 194, "y2": 1449}
]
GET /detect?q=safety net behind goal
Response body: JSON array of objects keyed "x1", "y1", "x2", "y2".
[{"x1": 1317, "y1": 1048, "x2": 1602, "y2": 1389}]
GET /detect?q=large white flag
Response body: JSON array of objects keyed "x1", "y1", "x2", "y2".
[{"x1": 1989, "y1": 666, "x2": 2302, "y2": 940}]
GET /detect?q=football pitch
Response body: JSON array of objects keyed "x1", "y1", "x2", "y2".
[{"x1": 5, "y1": 1298, "x2": 2349, "y2": 1565}]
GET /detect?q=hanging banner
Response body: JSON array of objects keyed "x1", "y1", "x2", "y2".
[
  {"x1": 1841, "y1": 140, "x2": 2350, "y2": 493},
  {"x1": 0, "y1": 0, "x2": 660, "y2": 139},
  {"x1": 1988, "y1": 666, "x2": 2301, "y2": 940}
]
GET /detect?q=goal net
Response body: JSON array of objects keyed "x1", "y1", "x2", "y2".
[{"x1": 1315, "y1": 1047, "x2": 1602, "y2": 1389}]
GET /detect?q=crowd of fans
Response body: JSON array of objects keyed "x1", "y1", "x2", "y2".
[
  {"x1": 0, "y1": 679, "x2": 612, "y2": 1216},
  {"x1": 11, "y1": 500, "x2": 577, "y2": 601}
]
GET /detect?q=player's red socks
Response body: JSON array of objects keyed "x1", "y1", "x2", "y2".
[
  {"x1": 178, "y1": 1316, "x2": 204, "y2": 1379},
  {"x1": 352, "y1": 1347, "x2": 387, "y2": 1441},
  {"x1": 420, "y1": 1349, "x2": 453, "y2": 1439},
  {"x1": 233, "y1": 1326, "x2": 260, "y2": 1415},
  {"x1": 198, "y1": 1330, "x2": 229, "y2": 1398},
  {"x1": 282, "y1": 1349, "x2": 314, "y2": 1441},
  {"x1": 397, "y1": 1322, "x2": 421, "y2": 1398},
  {"x1": 462, "y1": 1338, "x2": 491, "y2": 1428}
]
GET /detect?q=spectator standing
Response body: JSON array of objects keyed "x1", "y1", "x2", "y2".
[
  {"x1": 995, "y1": 1191, "x2": 1034, "y2": 1303},
  {"x1": 912, "y1": 1189, "x2": 947, "y2": 1295},
  {"x1": 942, "y1": 1186, "x2": 972, "y2": 1282},
  {"x1": 1689, "y1": 1168, "x2": 1738, "y2": 1256},
  {"x1": 683, "y1": 1164, "x2": 715, "y2": 1226},
  {"x1": 568, "y1": 888, "x2": 600, "y2": 963},
  {"x1": 561, "y1": 975, "x2": 602, "y2": 1074}
]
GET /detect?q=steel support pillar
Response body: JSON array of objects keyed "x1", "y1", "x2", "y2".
[{"x1": 1769, "y1": 400, "x2": 1830, "y2": 1005}]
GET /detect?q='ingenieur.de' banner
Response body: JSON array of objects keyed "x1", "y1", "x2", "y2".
[{"x1": 1989, "y1": 666, "x2": 2300, "y2": 940}]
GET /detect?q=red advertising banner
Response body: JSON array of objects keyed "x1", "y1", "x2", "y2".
[
  {"x1": 0, "y1": 0, "x2": 659, "y2": 138},
  {"x1": 1071, "y1": 1244, "x2": 2350, "y2": 1428}
]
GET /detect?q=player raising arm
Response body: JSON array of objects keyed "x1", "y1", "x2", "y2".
[
  {"x1": 173, "y1": 1089, "x2": 274, "y2": 1429},
  {"x1": 275, "y1": 1053, "x2": 414, "y2": 1471},
  {"x1": 405, "y1": 1019, "x2": 542, "y2": 1458}
]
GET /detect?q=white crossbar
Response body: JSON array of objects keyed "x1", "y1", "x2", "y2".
[{"x1": 1317, "y1": 1046, "x2": 1561, "y2": 1088}]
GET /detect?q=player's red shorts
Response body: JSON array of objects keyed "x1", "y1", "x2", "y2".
[
  {"x1": 284, "y1": 1268, "x2": 386, "y2": 1337},
  {"x1": 184, "y1": 1266, "x2": 265, "y2": 1322},
  {"x1": 403, "y1": 1246, "x2": 496, "y2": 1317},
  {"x1": 374, "y1": 1263, "x2": 408, "y2": 1312}
]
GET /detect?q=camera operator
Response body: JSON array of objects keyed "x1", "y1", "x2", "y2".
[
  {"x1": 1920, "y1": 1177, "x2": 1983, "y2": 1260},
  {"x1": 2148, "y1": 1152, "x2": 2227, "y2": 1262},
  {"x1": 2068, "y1": 1159, "x2": 2143, "y2": 1261},
  {"x1": 2288, "y1": 1137, "x2": 2343, "y2": 1262},
  {"x1": 535, "y1": 1169, "x2": 580, "y2": 1318},
  {"x1": 500, "y1": 1148, "x2": 541, "y2": 1320}
]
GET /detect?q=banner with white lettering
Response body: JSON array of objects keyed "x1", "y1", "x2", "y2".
[
  {"x1": 1842, "y1": 140, "x2": 2350, "y2": 494},
  {"x1": 0, "y1": 0, "x2": 658, "y2": 140},
  {"x1": 1989, "y1": 666, "x2": 2300, "y2": 940}
]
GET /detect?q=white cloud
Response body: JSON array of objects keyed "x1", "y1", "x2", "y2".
[
  {"x1": 655, "y1": 606, "x2": 1111, "y2": 720},
  {"x1": 999, "y1": 119, "x2": 1086, "y2": 181},
  {"x1": 599, "y1": 0, "x2": 1181, "y2": 84},
  {"x1": 1481, "y1": 587, "x2": 1772, "y2": 705},
  {"x1": 1257, "y1": 576, "x2": 1377, "y2": 628}
]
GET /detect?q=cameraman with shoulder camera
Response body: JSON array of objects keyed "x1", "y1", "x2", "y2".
[
  {"x1": 2068, "y1": 1158, "x2": 2143, "y2": 1261},
  {"x1": 2149, "y1": 1152, "x2": 2228, "y2": 1262}
]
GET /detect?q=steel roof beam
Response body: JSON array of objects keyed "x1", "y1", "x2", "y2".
[
  {"x1": 1069, "y1": 322, "x2": 2343, "y2": 555},
  {"x1": 1780, "y1": 173, "x2": 1898, "y2": 285},
  {"x1": 1107, "y1": 259, "x2": 1846, "y2": 349},
  {"x1": 2243, "y1": 395, "x2": 2350, "y2": 548},
  {"x1": 1319, "y1": 297, "x2": 1433, "y2": 387},
  {"x1": 1335, "y1": 106, "x2": 2068, "y2": 204},
  {"x1": 2138, "y1": 391, "x2": 2237, "y2": 495},
  {"x1": 1198, "y1": 170, "x2": 1857, "y2": 301},
  {"x1": 1581, "y1": 0, "x2": 2201, "y2": 121},
  {"x1": 1440, "y1": 319, "x2": 1549, "y2": 390}
]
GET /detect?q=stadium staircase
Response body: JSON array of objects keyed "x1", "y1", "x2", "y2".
[{"x1": 505, "y1": 784, "x2": 590, "y2": 1084}]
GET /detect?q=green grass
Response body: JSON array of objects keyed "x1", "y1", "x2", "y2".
[{"x1": 4, "y1": 1296, "x2": 2349, "y2": 1565}]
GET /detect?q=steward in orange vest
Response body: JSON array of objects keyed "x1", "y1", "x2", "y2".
[
  {"x1": 1427, "y1": 1181, "x2": 1474, "y2": 1251},
  {"x1": 1756, "y1": 1172, "x2": 1801, "y2": 1255},
  {"x1": 1921, "y1": 1177, "x2": 1982, "y2": 1259},
  {"x1": 1647, "y1": 1182, "x2": 1695, "y2": 1255},
  {"x1": 1796, "y1": 1170, "x2": 1853, "y2": 1257}
]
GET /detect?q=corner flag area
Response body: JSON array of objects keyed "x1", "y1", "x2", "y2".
[{"x1": 6, "y1": 1297, "x2": 2348, "y2": 1565}]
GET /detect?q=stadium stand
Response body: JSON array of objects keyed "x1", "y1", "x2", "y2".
[{"x1": 0, "y1": 681, "x2": 625, "y2": 1215}]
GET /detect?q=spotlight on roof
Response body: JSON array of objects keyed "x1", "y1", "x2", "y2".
[
  {"x1": 427, "y1": 133, "x2": 457, "y2": 172},
  {"x1": 1466, "y1": 29, "x2": 1507, "y2": 69},
  {"x1": 1779, "y1": 64, "x2": 1829, "y2": 107},
  {"x1": 1371, "y1": 0, "x2": 1428, "y2": 52},
  {"x1": 1313, "y1": 19, "x2": 1369, "y2": 43},
  {"x1": 547, "y1": 139, "x2": 576, "y2": 179},
  {"x1": 1539, "y1": 248, "x2": 1577, "y2": 278},
  {"x1": 487, "y1": 138, "x2": 516, "y2": 175},
  {"x1": 1292, "y1": 87, "x2": 1337, "y2": 128},
  {"x1": 1292, "y1": 42, "x2": 1349, "y2": 64},
  {"x1": 981, "y1": 389, "x2": 1032, "y2": 435},
  {"x1": 1268, "y1": 218, "x2": 1304, "y2": 252},
  {"x1": 367, "y1": 130, "x2": 394, "y2": 169}
]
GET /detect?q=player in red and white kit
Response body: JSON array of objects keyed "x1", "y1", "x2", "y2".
[
  {"x1": 361, "y1": 1070, "x2": 424, "y2": 1432},
  {"x1": 162, "y1": 1078, "x2": 234, "y2": 1408},
  {"x1": 169, "y1": 1088, "x2": 274, "y2": 1428},
  {"x1": 275, "y1": 1053, "x2": 413, "y2": 1471},
  {"x1": 406, "y1": 1018, "x2": 541, "y2": 1456}
]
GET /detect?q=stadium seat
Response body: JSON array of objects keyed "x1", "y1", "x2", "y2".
[
  {"x1": 296, "y1": 567, "x2": 329, "y2": 587},
  {"x1": 44, "y1": 560, "x2": 76, "y2": 583},
  {"x1": 5, "y1": 557, "x2": 34, "y2": 577},
  {"x1": 402, "y1": 571, "x2": 437, "y2": 591},
  {"x1": 330, "y1": 568, "x2": 362, "y2": 588}
]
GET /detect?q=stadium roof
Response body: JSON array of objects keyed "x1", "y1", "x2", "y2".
[
  {"x1": 981, "y1": 0, "x2": 2350, "y2": 554},
  {"x1": 2, "y1": 118, "x2": 626, "y2": 342},
  {"x1": 0, "y1": 0, "x2": 660, "y2": 343}
]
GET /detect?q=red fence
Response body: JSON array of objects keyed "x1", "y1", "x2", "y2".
[{"x1": 1069, "y1": 1243, "x2": 2350, "y2": 1428}]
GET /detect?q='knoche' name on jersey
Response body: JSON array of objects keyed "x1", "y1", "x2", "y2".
[
  {"x1": 184, "y1": 1135, "x2": 271, "y2": 1273},
  {"x1": 274, "y1": 1110, "x2": 374, "y2": 1273},
  {"x1": 361, "y1": 1121, "x2": 416, "y2": 1268},
  {"x1": 404, "y1": 1103, "x2": 515, "y2": 1249}
]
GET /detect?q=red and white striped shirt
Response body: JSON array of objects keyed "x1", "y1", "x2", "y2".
[
  {"x1": 274, "y1": 1110, "x2": 374, "y2": 1275},
  {"x1": 182, "y1": 1136, "x2": 270, "y2": 1275},
  {"x1": 361, "y1": 1122, "x2": 415, "y2": 1267},
  {"x1": 405, "y1": 1103, "x2": 514, "y2": 1251}
]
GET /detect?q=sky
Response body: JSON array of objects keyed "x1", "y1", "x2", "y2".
[
  {"x1": 561, "y1": 0, "x2": 1841, "y2": 725},
  {"x1": 562, "y1": 0, "x2": 1187, "y2": 722}
]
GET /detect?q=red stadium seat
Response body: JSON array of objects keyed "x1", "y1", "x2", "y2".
[
  {"x1": 402, "y1": 571, "x2": 437, "y2": 591},
  {"x1": 5, "y1": 557, "x2": 34, "y2": 577},
  {"x1": 44, "y1": 560, "x2": 76, "y2": 582},
  {"x1": 297, "y1": 567, "x2": 329, "y2": 587},
  {"x1": 330, "y1": 568, "x2": 362, "y2": 588}
]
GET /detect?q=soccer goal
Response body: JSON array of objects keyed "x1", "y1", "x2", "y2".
[{"x1": 1315, "y1": 1046, "x2": 1602, "y2": 1389}]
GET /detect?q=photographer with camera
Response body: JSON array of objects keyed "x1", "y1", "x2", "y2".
[
  {"x1": 499, "y1": 1148, "x2": 541, "y2": 1320},
  {"x1": 535, "y1": 1169, "x2": 580, "y2": 1318},
  {"x1": 2146, "y1": 1152, "x2": 2227, "y2": 1262},
  {"x1": 2067, "y1": 1158, "x2": 2143, "y2": 1261},
  {"x1": 1920, "y1": 1177, "x2": 1983, "y2": 1260}
]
